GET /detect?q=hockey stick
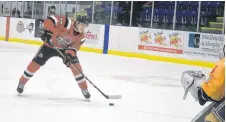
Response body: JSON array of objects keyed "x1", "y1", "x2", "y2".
[
  {"x1": 55, "y1": 48, "x2": 122, "y2": 100},
  {"x1": 191, "y1": 102, "x2": 216, "y2": 122}
]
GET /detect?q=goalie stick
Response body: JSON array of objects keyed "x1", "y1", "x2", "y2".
[
  {"x1": 55, "y1": 48, "x2": 122, "y2": 100},
  {"x1": 191, "y1": 102, "x2": 216, "y2": 122}
]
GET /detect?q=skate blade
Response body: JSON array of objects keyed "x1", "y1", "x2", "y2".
[
  {"x1": 17, "y1": 92, "x2": 22, "y2": 96},
  {"x1": 85, "y1": 99, "x2": 91, "y2": 102}
]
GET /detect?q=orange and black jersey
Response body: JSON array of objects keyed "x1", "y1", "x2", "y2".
[
  {"x1": 44, "y1": 15, "x2": 71, "y2": 34},
  {"x1": 42, "y1": 15, "x2": 85, "y2": 50}
]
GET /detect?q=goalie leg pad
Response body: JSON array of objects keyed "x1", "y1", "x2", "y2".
[
  {"x1": 192, "y1": 100, "x2": 225, "y2": 122},
  {"x1": 191, "y1": 102, "x2": 216, "y2": 122},
  {"x1": 205, "y1": 112, "x2": 220, "y2": 122},
  {"x1": 211, "y1": 98, "x2": 225, "y2": 122}
]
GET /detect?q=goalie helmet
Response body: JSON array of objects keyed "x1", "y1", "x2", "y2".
[{"x1": 181, "y1": 70, "x2": 206, "y2": 101}]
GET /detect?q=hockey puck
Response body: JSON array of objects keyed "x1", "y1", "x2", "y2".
[{"x1": 109, "y1": 103, "x2": 114, "y2": 106}]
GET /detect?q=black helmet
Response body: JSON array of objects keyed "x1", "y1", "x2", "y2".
[
  {"x1": 76, "y1": 14, "x2": 90, "y2": 26},
  {"x1": 49, "y1": 5, "x2": 56, "y2": 15}
]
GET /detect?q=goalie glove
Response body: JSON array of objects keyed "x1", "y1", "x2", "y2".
[
  {"x1": 181, "y1": 70, "x2": 206, "y2": 101},
  {"x1": 197, "y1": 86, "x2": 218, "y2": 106}
]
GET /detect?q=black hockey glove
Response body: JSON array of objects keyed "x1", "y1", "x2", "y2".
[
  {"x1": 198, "y1": 88, "x2": 218, "y2": 106},
  {"x1": 41, "y1": 31, "x2": 54, "y2": 47},
  {"x1": 63, "y1": 53, "x2": 73, "y2": 67},
  {"x1": 62, "y1": 48, "x2": 79, "y2": 67}
]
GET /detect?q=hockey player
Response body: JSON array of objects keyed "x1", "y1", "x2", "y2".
[
  {"x1": 181, "y1": 45, "x2": 225, "y2": 122},
  {"x1": 16, "y1": 13, "x2": 91, "y2": 99}
]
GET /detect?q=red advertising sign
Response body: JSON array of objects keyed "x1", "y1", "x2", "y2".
[{"x1": 138, "y1": 28, "x2": 183, "y2": 54}]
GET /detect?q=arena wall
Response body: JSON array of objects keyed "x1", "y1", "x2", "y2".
[
  {"x1": 0, "y1": 17, "x2": 224, "y2": 68},
  {"x1": 0, "y1": 17, "x2": 6, "y2": 41}
]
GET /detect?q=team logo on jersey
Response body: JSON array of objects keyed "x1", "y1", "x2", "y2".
[
  {"x1": 26, "y1": 23, "x2": 34, "y2": 33},
  {"x1": 16, "y1": 21, "x2": 25, "y2": 33},
  {"x1": 38, "y1": 53, "x2": 43, "y2": 58}
]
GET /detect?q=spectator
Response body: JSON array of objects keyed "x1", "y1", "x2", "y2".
[
  {"x1": 1, "y1": 4, "x2": 3, "y2": 15},
  {"x1": 132, "y1": 1, "x2": 146, "y2": 27},
  {"x1": 12, "y1": 8, "x2": 20, "y2": 18},
  {"x1": 143, "y1": 1, "x2": 152, "y2": 6},
  {"x1": 117, "y1": 1, "x2": 131, "y2": 25},
  {"x1": 48, "y1": 5, "x2": 56, "y2": 16},
  {"x1": 116, "y1": 1, "x2": 146, "y2": 26}
]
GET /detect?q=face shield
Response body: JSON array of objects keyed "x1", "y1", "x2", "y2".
[
  {"x1": 181, "y1": 70, "x2": 206, "y2": 101},
  {"x1": 75, "y1": 22, "x2": 88, "y2": 33},
  {"x1": 74, "y1": 14, "x2": 90, "y2": 33}
]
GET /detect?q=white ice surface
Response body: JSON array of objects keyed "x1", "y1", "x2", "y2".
[{"x1": 0, "y1": 41, "x2": 212, "y2": 122}]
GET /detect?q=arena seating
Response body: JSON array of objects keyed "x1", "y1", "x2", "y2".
[{"x1": 85, "y1": 1, "x2": 224, "y2": 33}]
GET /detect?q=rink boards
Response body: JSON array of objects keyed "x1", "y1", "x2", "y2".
[{"x1": 0, "y1": 17, "x2": 224, "y2": 68}]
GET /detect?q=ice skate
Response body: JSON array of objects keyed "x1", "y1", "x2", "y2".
[
  {"x1": 81, "y1": 89, "x2": 91, "y2": 100},
  {"x1": 16, "y1": 82, "x2": 25, "y2": 95}
]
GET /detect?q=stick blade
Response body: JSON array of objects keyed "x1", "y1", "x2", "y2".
[{"x1": 107, "y1": 95, "x2": 122, "y2": 99}]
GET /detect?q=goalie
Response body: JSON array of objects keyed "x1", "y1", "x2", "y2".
[
  {"x1": 181, "y1": 45, "x2": 225, "y2": 122},
  {"x1": 16, "y1": 13, "x2": 91, "y2": 100}
]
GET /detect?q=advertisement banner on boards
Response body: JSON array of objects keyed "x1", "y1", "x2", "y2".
[
  {"x1": 10, "y1": 18, "x2": 35, "y2": 39},
  {"x1": 138, "y1": 28, "x2": 184, "y2": 54},
  {"x1": 183, "y1": 33, "x2": 224, "y2": 59},
  {"x1": 0, "y1": 17, "x2": 6, "y2": 37},
  {"x1": 84, "y1": 24, "x2": 101, "y2": 46}
]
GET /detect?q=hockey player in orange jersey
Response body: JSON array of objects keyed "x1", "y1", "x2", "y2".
[
  {"x1": 181, "y1": 45, "x2": 225, "y2": 122},
  {"x1": 16, "y1": 13, "x2": 91, "y2": 99}
]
